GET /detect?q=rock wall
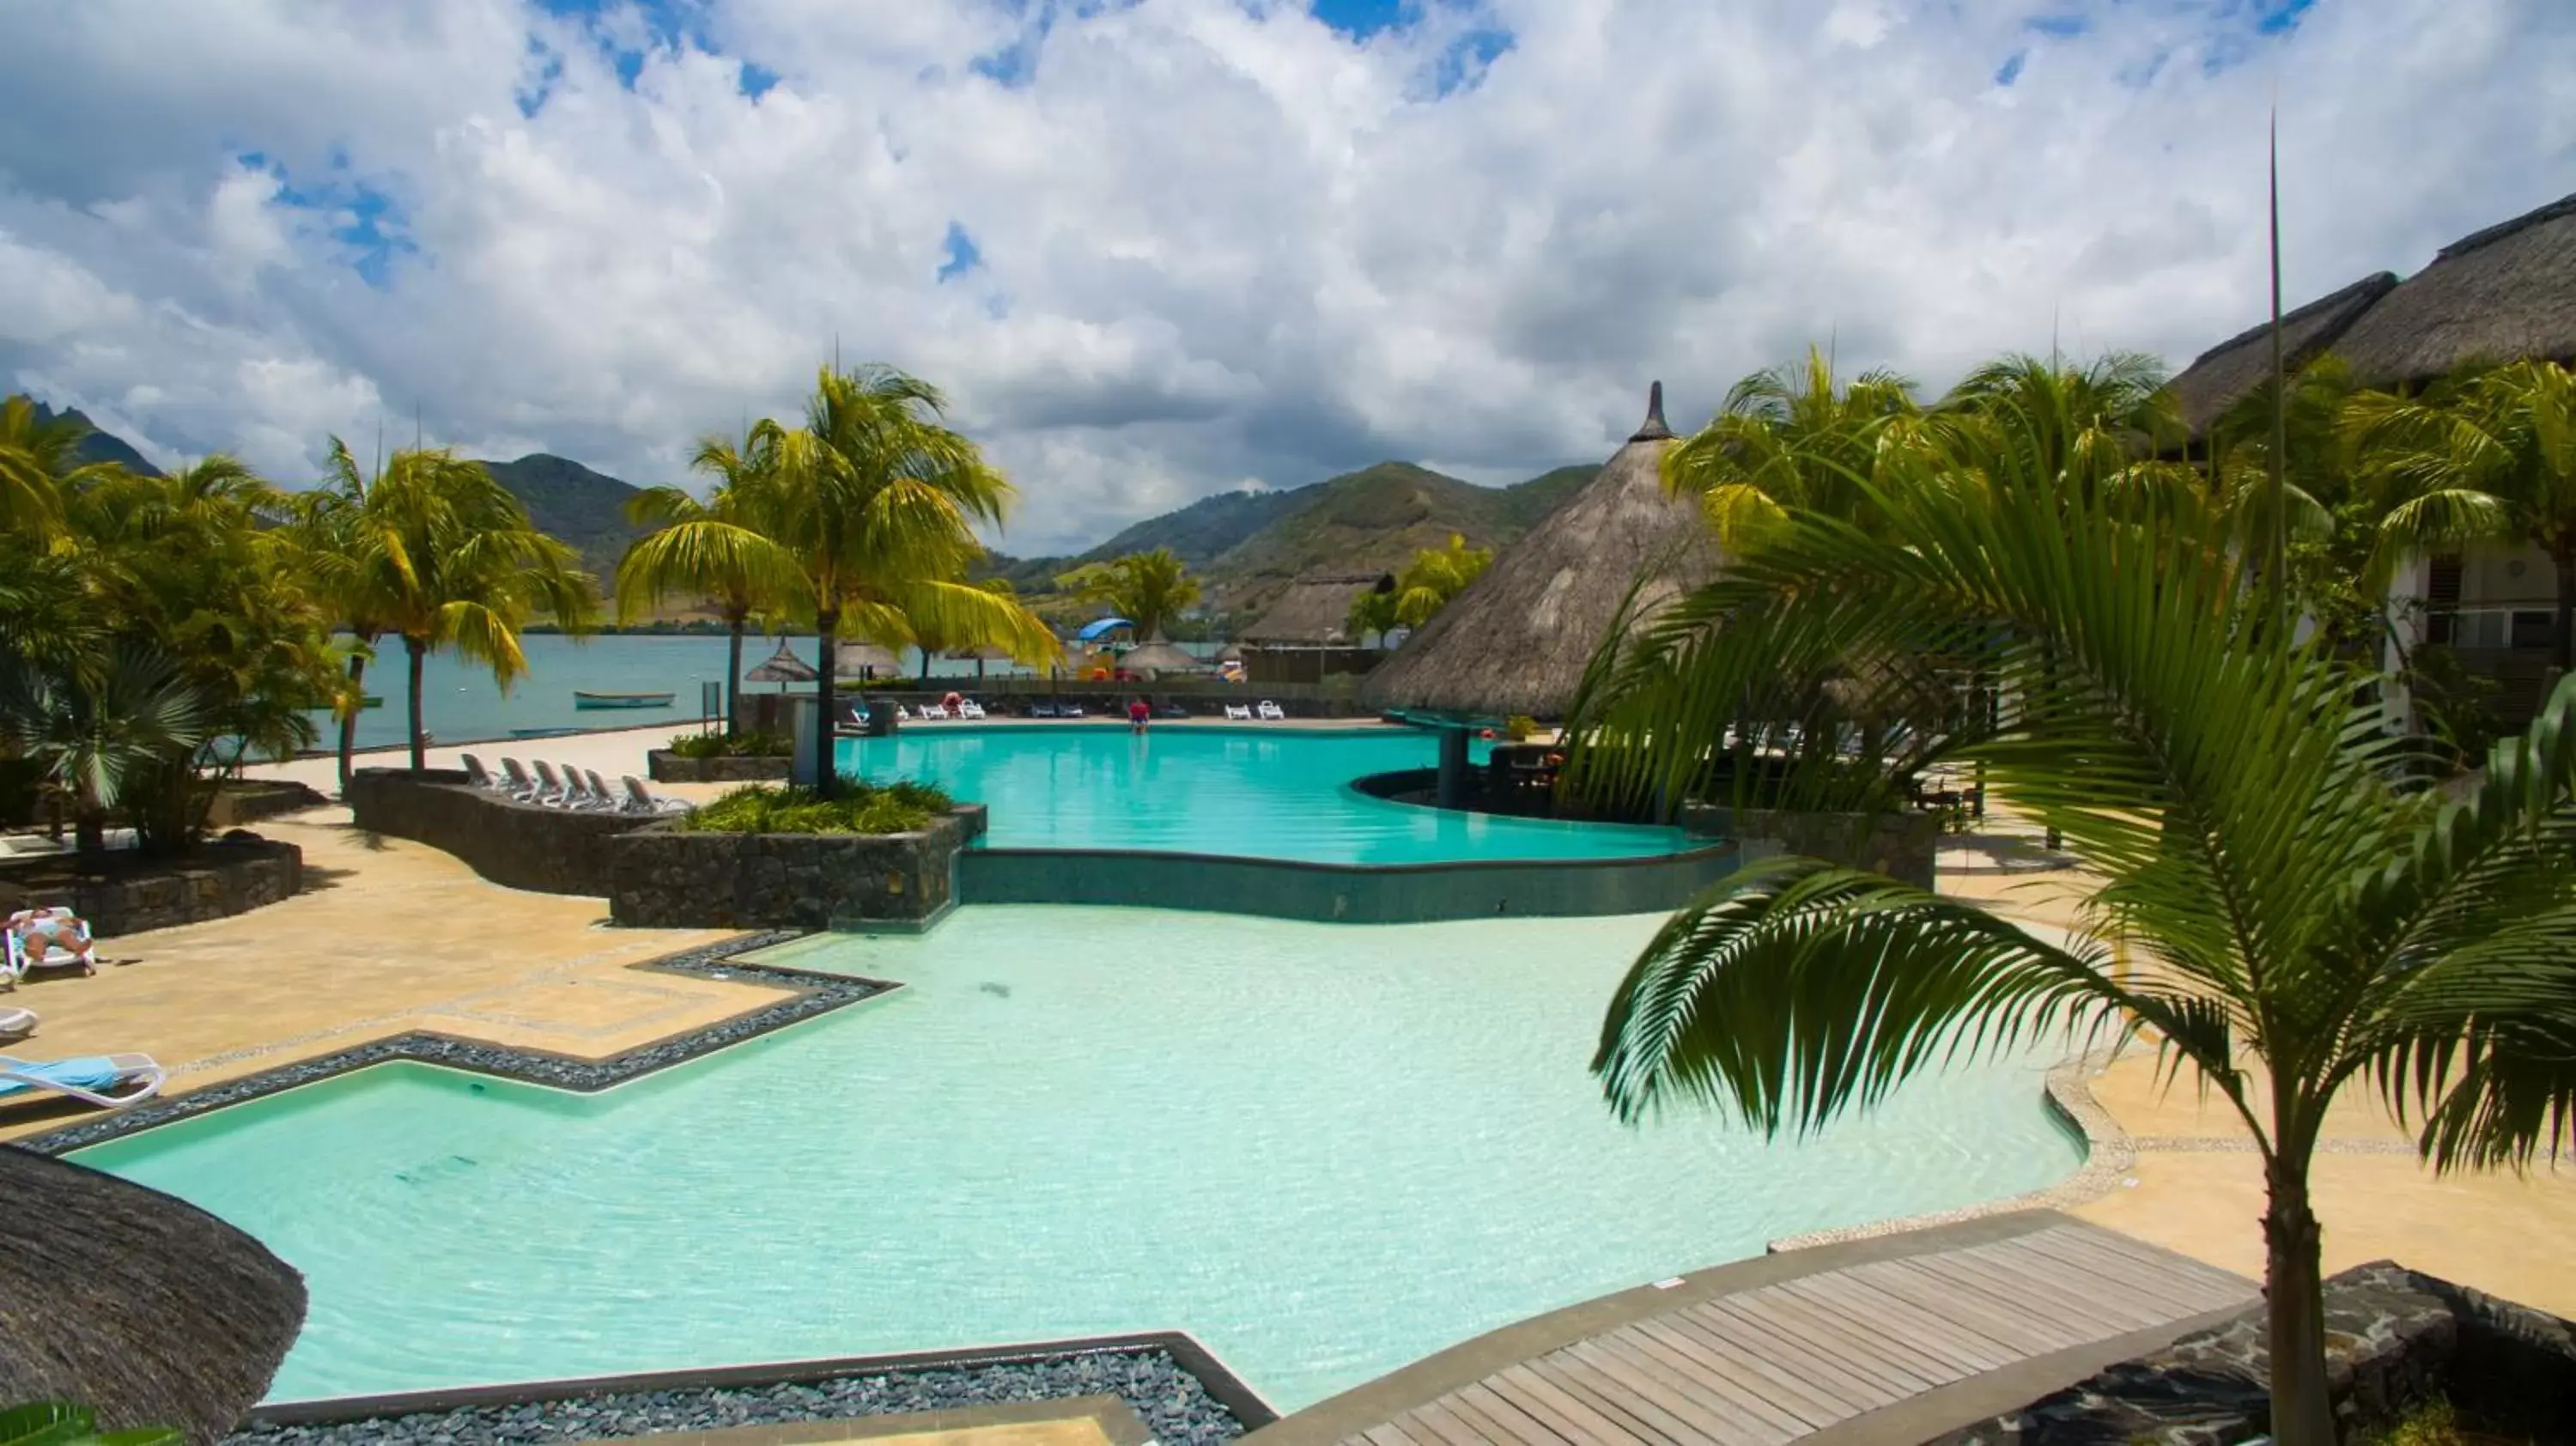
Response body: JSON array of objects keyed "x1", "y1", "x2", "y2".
[
  {"x1": 0, "y1": 836, "x2": 302, "y2": 937},
  {"x1": 609, "y1": 807, "x2": 985, "y2": 930},
  {"x1": 1932, "y1": 1261, "x2": 2576, "y2": 1444},
  {"x1": 646, "y1": 750, "x2": 793, "y2": 784},
  {"x1": 204, "y1": 779, "x2": 331, "y2": 829},
  {"x1": 1678, "y1": 804, "x2": 1942, "y2": 889},
  {"x1": 345, "y1": 768, "x2": 659, "y2": 895}
]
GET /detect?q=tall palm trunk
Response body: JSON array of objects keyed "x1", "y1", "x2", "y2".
[
  {"x1": 337, "y1": 651, "x2": 368, "y2": 794},
  {"x1": 812, "y1": 608, "x2": 839, "y2": 799},
  {"x1": 405, "y1": 635, "x2": 429, "y2": 774},
  {"x1": 72, "y1": 796, "x2": 106, "y2": 858},
  {"x1": 723, "y1": 614, "x2": 745, "y2": 738}
]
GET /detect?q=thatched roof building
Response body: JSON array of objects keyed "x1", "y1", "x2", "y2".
[
  {"x1": 2166, "y1": 271, "x2": 2397, "y2": 437},
  {"x1": 0, "y1": 1145, "x2": 307, "y2": 1443},
  {"x1": 2332, "y1": 189, "x2": 2576, "y2": 386},
  {"x1": 1121, "y1": 639, "x2": 1204, "y2": 676},
  {"x1": 1241, "y1": 573, "x2": 1393, "y2": 647},
  {"x1": 834, "y1": 641, "x2": 901, "y2": 677},
  {"x1": 1361, "y1": 382, "x2": 1719, "y2": 719}
]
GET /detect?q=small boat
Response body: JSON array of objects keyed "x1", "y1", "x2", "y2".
[
  {"x1": 510, "y1": 726, "x2": 583, "y2": 740},
  {"x1": 361, "y1": 695, "x2": 383, "y2": 708},
  {"x1": 573, "y1": 690, "x2": 675, "y2": 710}
]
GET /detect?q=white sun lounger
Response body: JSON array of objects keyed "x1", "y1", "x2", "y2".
[
  {"x1": 621, "y1": 777, "x2": 690, "y2": 816},
  {"x1": 531, "y1": 760, "x2": 579, "y2": 806},
  {"x1": 0, "y1": 1052, "x2": 165, "y2": 1111},
  {"x1": 1255, "y1": 701, "x2": 1285, "y2": 721},
  {"x1": 957, "y1": 701, "x2": 987, "y2": 720},
  {"x1": 560, "y1": 763, "x2": 617, "y2": 810},
  {"x1": 0, "y1": 1006, "x2": 34, "y2": 1042},
  {"x1": 498, "y1": 757, "x2": 544, "y2": 802},
  {"x1": 6, "y1": 908, "x2": 97, "y2": 982},
  {"x1": 459, "y1": 754, "x2": 511, "y2": 793},
  {"x1": 1224, "y1": 703, "x2": 1253, "y2": 720}
]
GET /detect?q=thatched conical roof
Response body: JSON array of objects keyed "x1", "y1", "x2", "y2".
[
  {"x1": 2167, "y1": 270, "x2": 2397, "y2": 438},
  {"x1": 1241, "y1": 574, "x2": 1393, "y2": 647},
  {"x1": 0, "y1": 1145, "x2": 307, "y2": 1443},
  {"x1": 1361, "y1": 382, "x2": 1717, "y2": 719},
  {"x1": 743, "y1": 640, "x2": 817, "y2": 684},
  {"x1": 834, "y1": 641, "x2": 902, "y2": 676},
  {"x1": 1121, "y1": 640, "x2": 1204, "y2": 675},
  {"x1": 2332, "y1": 188, "x2": 2576, "y2": 386}
]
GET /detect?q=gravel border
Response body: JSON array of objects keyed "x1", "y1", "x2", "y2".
[
  {"x1": 227, "y1": 1346, "x2": 1254, "y2": 1446},
  {"x1": 18, "y1": 930, "x2": 887, "y2": 1155}
]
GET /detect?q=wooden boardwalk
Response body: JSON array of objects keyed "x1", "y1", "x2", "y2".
[{"x1": 1246, "y1": 1212, "x2": 2258, "y2": 1446}]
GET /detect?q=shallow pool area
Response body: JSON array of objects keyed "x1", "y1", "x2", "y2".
[
  {"x1": 832, "y1": 726, "x2": 1687, "y2": 864},
  {"x1": 79, "y1": 907, "x2": 2085, "y2": 1411}
]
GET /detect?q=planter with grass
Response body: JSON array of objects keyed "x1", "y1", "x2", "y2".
[
  {"x1": 607, "y1": 780, "x2": 984, "y2": 930},
  {"x1": 647, "y1": 731, "x2": 795, "y2": 784}
]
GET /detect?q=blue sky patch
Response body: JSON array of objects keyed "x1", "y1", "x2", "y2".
[
  {"x1": 2024, "y1": 14, "x2": 2087, "y2": 38},
  {"x1": 938, "y1": 222, "x2": 984, "y2": 283},
  {"x1": 1428, "y1": 25, "x2": 1513, "y2": 97},
  {"x1": 1310, "y1": 0, "x2": 1411, "y2": 41},
  {"x1": 1995, "y1": 49, "x2": 2027, "y2": 86},
  {"x1": 738, "y1": 59, "x2": 777, "y2": 98},
  {"x1": 240, "y1": 153, "x2": 417, "y2": 289}
]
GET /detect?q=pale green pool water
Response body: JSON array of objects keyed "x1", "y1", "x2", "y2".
[
  {"x1": 79, "y1": 908, "x2": 2084, "y2": 1409},
  {"x1": 833, "y1": 726, "x2": 1688, "y2": 864}
]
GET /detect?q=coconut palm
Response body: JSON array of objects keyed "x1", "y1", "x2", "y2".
[
  {"x1": 2346, "y1": 359, "x2": 2576, "y2": 671},
  {"x1": 1057, "y1": 548, "x2": 1202, "y2": 641},
  {"x1": 307, "y1": 440, "x2": 594, "y2": 772},
  {"x1": 1573, "y1": 388, "x2": 2576, "y2": 1446},
  {"x1": 0, "y1": 394, "x2": 106, "y2": 536},
  {"x1": 655, "y1": 366, "x2": 1058, "y2": 793},
  {"x1": 1661, "y1": 348, "x2": 1921, "y2": 550},
  {"x1": 1347, "y1": 533, "x2": 1492, "y2": 641},
  {"x1": 0, "y1": 647, "x2": 211, "y2": 857},
  {"x1": 616, "y1": 426, "x2": 791, "y2": 737}
]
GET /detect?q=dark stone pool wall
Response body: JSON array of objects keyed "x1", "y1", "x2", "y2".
[
  {"x1": 646, "y1": 750, "x2": 793, "y2": 784},
  {"x1": 957, "y1": 841, "x2": 1740, "y2": 923},
  {"x1": 608, "y1": 806, "x2": 986, "y2": 930},
  {"x1": 1929, "y1": 1261, "x2": 2576, "y2": 1444},
  {"x1": 0, "y1": 835, "x2": 304, "y2": 938},
  {"x1": 1678, "y1": 802, "x2": 1942, "y2": 890},
  {"x1": 345, "y1": 768, "x2": 659, "y2": 895}
]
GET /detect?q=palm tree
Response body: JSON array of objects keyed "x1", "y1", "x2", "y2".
[
  {"x1": 308, "y1": 440, "x2": 594, "y2": 772},
  {"x1": 1347, "y1": 533, "x2": 1492, "y2": 641},
  {"x1": 2347, "y1": 359, "x2": 2576, "y2": 671},
  {"x1": 655, "y1": 366, "x2": 1059, "y2": 793},
  {"x1": 616, "y1": 426, "x2": 789, "y2": 737},
  {"x1": 1571, "y1": 380, "x2": 2576, "y2": 1446},
  {"x1": 1662, "y1": 348, "x2": 1921, "y2": 550},
  {"x1": 0, "y1": 647, "x2": 211, "y2": 856},
  {"x1": 0, "y1": 393, "x2": 105, "y2": 536},
  {"x1": 1057, "y1": 548, "x2": 1202, "y2": 641}
]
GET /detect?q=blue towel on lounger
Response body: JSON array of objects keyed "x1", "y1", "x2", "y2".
[{"x1": 0, "y1": 1056, "x2": 125, "y2": 1099}]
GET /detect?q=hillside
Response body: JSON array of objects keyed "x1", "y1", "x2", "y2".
[
  {"x1": 477, "y1": 453, "x2": 647, "y2": 580},
  {"x1": 27, "y1": 401, "x2": 161, "y2": 476}
]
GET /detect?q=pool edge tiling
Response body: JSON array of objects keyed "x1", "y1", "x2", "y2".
[{"x1": 21, "y1": 929, "x2": 867, "y2": 1156}]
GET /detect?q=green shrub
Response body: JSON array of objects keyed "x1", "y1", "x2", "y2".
[
  {"x1": 673, "y1": 778, "x2": 953, "y2": 835},
  {"x1": 665, "y1": 731, "x2": 793, "y2": 759},
  {"x1": 1504, "y1": 714, "x2": 1541, "y2": 741},
  {"x1": 1, "y1": 1401, "x2": 180, "y2": 1446}
]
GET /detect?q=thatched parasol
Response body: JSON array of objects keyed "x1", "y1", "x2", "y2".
[
  {"x1": 1361, "y1": 381, "x2": 1719, "y2": 720},
  {"x1": 834, "y1": 641, "x2": 902, "y2": 679},
  {"x1": 0, "y1": 1145, "x2": 307, "y2": 1443},
  {"x1": 2330, "y1": 189, "x2": 2576, "y2": 388},
  {"x1": 1121, "y1": 639, "x2": 1205, "y2": 677},
  {"x1": 743, "y1": 640, "x2": 818, "y2": 690},
  {"x1": 944, "y1": 642, "x2": 1013, "y2": 680},
  {"x1": 2166, "y1": 271, "x2": 2397, "y2": 440}
]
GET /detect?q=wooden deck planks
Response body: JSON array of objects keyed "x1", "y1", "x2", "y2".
[{"x1": 1261, "y1": 1217, "x2": 2261, "y2": 1446}]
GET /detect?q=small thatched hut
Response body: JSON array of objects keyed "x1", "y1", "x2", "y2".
[
  {"x1": 1362, "y1": 382, "x2": 1718, "y2": 720},
  {"x1": 1240, "y1": 573, "x2": 1394, "y2": 648},
  {"x1": 834, "y1": 641, "x2": 901, "y2": 679},
  {"x1": 2332, "y1": 189, "x2": 2576, "y2": 386},
  {"x1": 1120, "y1": 638, "x2": 1204, "y2": 677},
  {"x1": 0, "y1": 1145, "x2": 307, "y2": 1443},
  {"x1": 2166, "y1": 271, "x2": 2397, "y2": 438}
]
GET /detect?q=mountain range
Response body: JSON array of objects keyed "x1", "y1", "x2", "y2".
[{"x1": 33, "y1": 402, "x2": 1599, "y2": 623}]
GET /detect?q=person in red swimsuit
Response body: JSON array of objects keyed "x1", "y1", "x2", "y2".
[{"x1": 1127, "y1": 696, "x2": 1151, "y2": 732}]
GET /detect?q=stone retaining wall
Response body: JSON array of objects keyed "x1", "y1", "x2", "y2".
[
  {"x1": 646, "y1": 750, "x2": 793, "y2": 784},
  {"x1": 609, "y1": 806, "x2": 986, "y2": 930},
  {"x1": 1932, "y1": 1261, "x2": 2576, "y2": 1444},
  {"x1": 205, "y1": 779, "x2": 331, "y2": 829},
  {"x1": 345, "y1": 768, "x2": 659, "y2": 895},
  {"x1": 1678, "y1": 803, "x2": 1941, "y2": 889},
  {"x1": 0, "y1": 836, "x2": 302, "y2": 937}
]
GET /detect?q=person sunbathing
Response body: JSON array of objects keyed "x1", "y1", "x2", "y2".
[{"x1": 7, "y1": 910, "x2": 95, "y2": 972}]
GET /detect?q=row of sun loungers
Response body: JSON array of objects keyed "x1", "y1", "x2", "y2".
[
  {"x1": 460, "y1": 756, "x2": 688, "y2": 815},
  {"x1": 0, "y1": 905, "x2": 167, "y2": 1114},
  {"x1": 1224, "y1": 702, "x2": 1288, "y2": 721}
]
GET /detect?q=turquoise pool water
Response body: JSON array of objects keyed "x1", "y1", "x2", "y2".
[
  {"x1": 835, "y1": 726, "x2": 1687, "y2": 864},
  {"x1": 79, "y1": 908, "x2": 2085, "y2": 1409}
]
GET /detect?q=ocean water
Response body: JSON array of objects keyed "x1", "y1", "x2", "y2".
[
  {"x1": 310, "y1": 634, "x2": 1061, "y2": 752},
  {"x1": 78, "y1": 907, "x2": 2085, "y2": 1408}
]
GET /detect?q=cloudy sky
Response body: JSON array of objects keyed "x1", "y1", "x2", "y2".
[{"x1": 2, "y1": 0, "x2": 2570, "y2": 556}]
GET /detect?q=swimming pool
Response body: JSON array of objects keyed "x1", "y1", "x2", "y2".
[
  {"x1": 833, "y1": 726, "x2": 1686, "y2": 865},
  {"x1": 79, "y1": 908, "x2": 2085, "y2": 1409}
]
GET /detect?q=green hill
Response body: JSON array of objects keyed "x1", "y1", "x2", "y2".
[
  {"x1": 27, "y1": 401, "x2": 161, "y2": 476},
  {"x1": 477, "y1": 453, "x2": 647, "y2": 580}
]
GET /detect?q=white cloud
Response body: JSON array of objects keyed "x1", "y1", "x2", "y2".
[{"x1": 0, "y1": 0, "x2": 2568, "y2": 555}]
